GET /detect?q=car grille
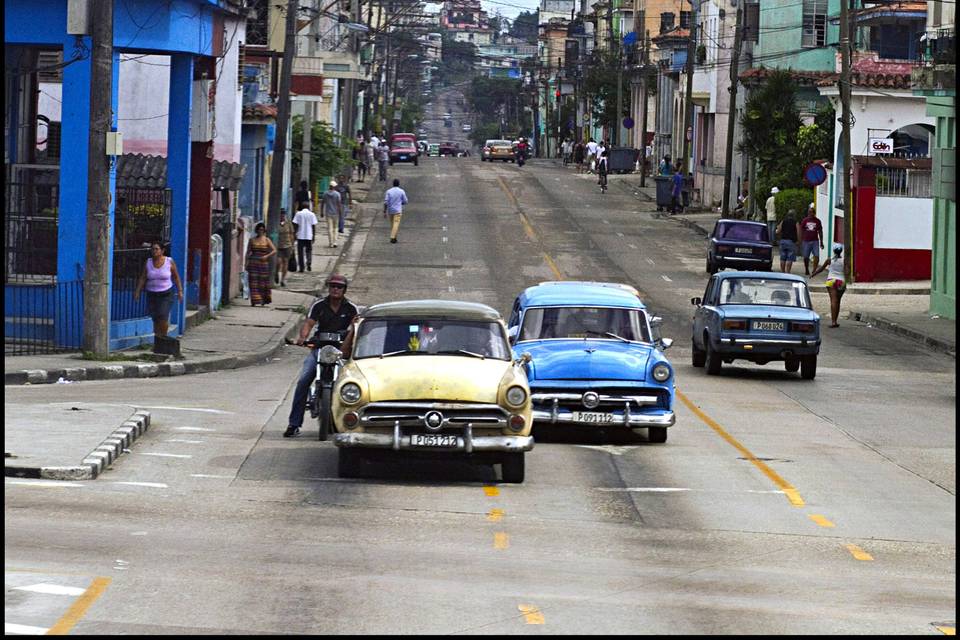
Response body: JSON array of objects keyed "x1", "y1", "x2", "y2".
[
  {"x1": 357, "y1": 401, "x2": 509, "y2": 433},
  {"x1": 531, "y1": 387, "x2": 671, "y2": 411}
]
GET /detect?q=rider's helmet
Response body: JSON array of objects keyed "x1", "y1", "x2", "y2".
[{"x1": 326, "y1": 273, "x2": 348, "y2": 289}]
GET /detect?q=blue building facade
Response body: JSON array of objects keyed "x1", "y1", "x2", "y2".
[{"x1": 5, "y1": 0, "x2": 229, "y2": 352}]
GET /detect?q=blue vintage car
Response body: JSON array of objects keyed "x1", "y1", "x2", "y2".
[
  {"x1": 691, "y1": 271, "x2": 821, "y2": 378},
  {"x1": 507, "y1": 281, "x2": 676, "y2": 443}
]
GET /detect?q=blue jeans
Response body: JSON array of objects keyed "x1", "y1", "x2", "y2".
[
  {"x1": 338, "y1": 205, "x2": 348, "y2": 233},
  {"x1": 287, "y1": 350, "x2": 318, "y2": 428},
  {"x1": 767, "y1": 221, "x2": 777, "y2": 244}
]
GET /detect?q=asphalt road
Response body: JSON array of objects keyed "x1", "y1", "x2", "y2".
[{"x1": 5, "y1": 150, "x2": 956, "y2": 634}]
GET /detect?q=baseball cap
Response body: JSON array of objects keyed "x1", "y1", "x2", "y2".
[{"x1": 771, "y1": 187, "x2": 779, "y2": 194}]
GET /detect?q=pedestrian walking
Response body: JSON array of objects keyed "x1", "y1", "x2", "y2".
[
  {"x1": 334, "y1": 176, "x2": 351, "y2": 235},
  {"x1": 597, "y1": 143, "x2": 609, "y2": 193},
  {"x1": 365, "y1": 139, "x2": 376, "y2": 179},
  {"x1": 811, "y1": 244, "x2": 846, "y2": 327},
  {"x1": 765, "y1": 187, "x2": 779, "y2": 240},
  {"x1": 276, "y1": 209, "x2": 296, "y2": 286},
  {"x1": 573, "y1": 140, "x2": 585, "y2": 173},
  {"x1": 295, "y1": 180, "x2": 312, "y2": 211},
  {"x1": 377, "y1": 142, "x2": 389, "y2": 182},
  {"x1": 354, "y1": 139, "x2": 368, "y2": 183},
  {"x1": 799, "y1": 203, "x2": 824, "y2": 276},
  {"x1": 586, "y1": 138, "x2": 598, "y2": 173},
  {"x1": 246, "y1": 222, "x2": 277, "y2": 306},
  {"x1": 293, "y1": 200, "x2": 318, "y2": 272},
  {"x1": 658, "y1": 154, "x2": 672, "y2": 176},
  {"x1": 321, "y1": 181, "x2": 343, "y2": 248},
  {"x1": 133, "y1": 241, "x2": 184, "y2": 345},
  {"x1": 384, "y1": 178, "x2": 408, "y2": 244},
  {"x1": 776, "y1": 208, "x2": 800, "y2": 273},
  {"x1": 670, "y1": 164, "x2": 684, "y2": 214}
]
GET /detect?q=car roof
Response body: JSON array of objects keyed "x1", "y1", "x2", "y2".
[
  {"x1": 519, "y1": 282, "x2": 646, "y2": 309},
  {"x1": 713, "y1": 271, "x2": 810, "y2": 283},
  {"x1": 361, "y1": 299, "x2": 503, "y2": 321},
  {"x1": 716, "y1": 219, "x2": 766, "y2": 228}
]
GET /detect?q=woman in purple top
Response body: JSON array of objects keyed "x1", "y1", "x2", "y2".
[{"x1": 134, "y1": 242, "x2": 184, "y2": 344}]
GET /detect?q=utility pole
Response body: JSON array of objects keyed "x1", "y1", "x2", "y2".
[
  {"x1": 611, "y1": 0, "x2": 621, "y2": 146},
  {"x1": 267, "y1": 0, "x2": 298, "y2": 241},
  {"x1": 721, "y1": 0, "x2": 743, "y2": 217},
  {"x1": 681, "y1": 0, "x2": 697, "y2": 173},
  {"x1": 83, "y1": 0, "x2": 114, "y2": 355},
  {"x1": 839, "y1": 0, "x2": 854, "y2": 282},
  {"x1": 639, "y1": 30, "x2": 650, "y2": 187},
  {"x1": 300, "y1": 2, "x2": 318, "y2": 195}
]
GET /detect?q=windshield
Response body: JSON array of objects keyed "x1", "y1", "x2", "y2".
[
  {"x1": 393, "y1": 140, "x2": 415, "y2": 149},
  {"x1": 354, "y1": 318, "x2": 511, "y2": 360},
  {"x1": 719, "y1": 278, "x2": 812, "y2": 307},
  {"x1": 717, "y1": 222, "x2": 768, "y2": 242},
  {"x1": 518, "y1": 306, "x2": 651, "y2": 342}
]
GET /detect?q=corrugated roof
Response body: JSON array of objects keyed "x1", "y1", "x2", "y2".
[
  {"x1": 242, "y1": 103, "x2": 278, "y2": 122},
  {"x1": 116, "y1": 154, "x2": 246, "y2": 190}
]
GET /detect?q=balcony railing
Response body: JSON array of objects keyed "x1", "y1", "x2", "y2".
[{"x1": 875, "y1": 166, "x2": 932, "y2": 198}]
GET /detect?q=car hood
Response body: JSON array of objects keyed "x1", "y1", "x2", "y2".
[
  {"x1": 517, "y1": 340, "x2": 651, "y2": 382},
  {"x1": 353, "y1": 356, "x2": 512, "y2": 403},
  {"x1": 718, "y1": 305, "x2": 819, "y2": 321}
]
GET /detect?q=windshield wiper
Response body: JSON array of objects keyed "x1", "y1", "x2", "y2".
[
  {"x1": 434, "y1": 349, "x2": 486, "y2": 359},
  {"x1": 603, "y1": 332, "x2": 631, "y2": 343},
  {"x1": 378, "y1": 349, "x2": 424, "y2": 358}
]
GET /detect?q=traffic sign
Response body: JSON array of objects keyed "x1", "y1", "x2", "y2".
[
  {"x1": 803, "y1": 162, "x2": 827, "y2": 187},
  {"x1": 623, "y1": 117, "x2": 634, "y2": 129}
]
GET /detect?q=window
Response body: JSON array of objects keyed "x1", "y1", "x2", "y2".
[
  {"x1": 801, "y1": 0, "x2": 828, "y2": 48},
  {"x1": 719, "y1": 279, "x2": 812, "y2": 308},
  {"x1": 354, "y1": 319, "x2": 511, "y2": 360},
  {"x1": 518, "y1": 307, "x2": 651, "y2": 343},
  {"x1": 743, "y1": 2, "x2": 760, "y2": 44},
  {"x1": 679, "y1": 11, "x2": 691, "y2": 29}
]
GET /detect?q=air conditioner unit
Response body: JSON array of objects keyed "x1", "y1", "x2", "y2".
[{"x1": 192, "y1": 79, "x2": 214, "y2": 141}]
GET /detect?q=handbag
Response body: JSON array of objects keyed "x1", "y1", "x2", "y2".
[{"x1": 288, "y1": 253, "x2": 297, "y2": 272}]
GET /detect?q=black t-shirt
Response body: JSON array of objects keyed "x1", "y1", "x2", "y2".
[
  {"x1": 308, "y1": 296, "x2": 358, "y2": 339},
  {"x1": 780, "y1": 215, "x2": 798, "y2": 242}
]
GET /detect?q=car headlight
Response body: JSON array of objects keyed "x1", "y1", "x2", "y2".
[
  {"x1": 339, "y1": 382, "x2": 362, "y2": 404},
  {"x1": 652, "y1": 363, "x2": 672, "y2": 383},
  {"x1": 505, "y1": 386, "x2": 527, "y2": 407}
]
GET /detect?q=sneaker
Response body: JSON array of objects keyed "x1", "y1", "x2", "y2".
[
  {"x1": 390, "y1": 238, "x2": 397, "y2": 243},
  {"x1": 280, "y1": 281, "x2": 286, "y2": 287},
  {"x1": 283, "y1": 426, "x2": 301, "y2": 438}
]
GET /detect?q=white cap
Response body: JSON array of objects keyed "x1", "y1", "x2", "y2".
[
  {"x1": 771, "y1": 187, "x2": 780, "y2": 194},
  {"x1": 330, "y1": 181, "x2": 338, "y2": 187},
  {"x1": 809, "y1": 202, "x2": 815, "y2": 209}
]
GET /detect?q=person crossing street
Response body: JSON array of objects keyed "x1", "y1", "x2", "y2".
[{"x1": 384, "y1": 178, "x2": 408, "y2": 244}]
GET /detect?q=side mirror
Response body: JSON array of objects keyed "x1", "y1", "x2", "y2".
[
  {"x1": 507, "y1": 325, "x2": 519, "y2": 345},
  {"x1": 649, "y1": 316, "x2": 663, "y2": 327},
  {"x1": 515, "y1": 352, "x2": 532, "y2": 366},
  {"x1": 658, "y1": 337, "x2": 674, "y2": 350},
  {"x1": 691, "y1": 297, "x2": 702, "y2": 306}
]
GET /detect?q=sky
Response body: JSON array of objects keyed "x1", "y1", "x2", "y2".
[{"x1": 480, "y1": 0, "x2": 540, "y2": 21}]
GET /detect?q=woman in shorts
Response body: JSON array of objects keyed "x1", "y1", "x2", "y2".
[
  {"x1": 134, "y1": 242, "x2": 184, "y2": 345},
  {"x1": 776, "y1": 209, "x2": 800, "y2": 273},
  {"x1": 811, "y1": 244, "x2": 846, "y2": 327}
]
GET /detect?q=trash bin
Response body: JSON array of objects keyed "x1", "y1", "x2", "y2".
[
  {"x1": 654, "y1": 175, "x2": 673, "y2": 211},
  {"x1": 608, "y1": 147, "x2": 639, "y2": 174}
]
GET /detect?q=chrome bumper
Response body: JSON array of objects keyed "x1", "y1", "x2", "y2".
[
  {"x1": 721, "y1": 338, "x2": 818, "y2": 345},
  {"x1": 532, "y1": 409, "x2": 675, "y2": 428},
  {"x1": 334, "y1": 423, "x2": 534, "y2": 453}
]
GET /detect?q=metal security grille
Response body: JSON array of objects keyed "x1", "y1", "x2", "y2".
[
  {"x1": 801, "y1": 0, "x2": 828, "y2": 48},
  {"x1": 4, "y1": 279, "x2": 83, "y2": 355},
  {"x1": 874, "y1": 167, "x2": 932, "y2": 198},
  {"x1": 112, "y1": 188, "x2": 172, "y2": 321},
  {"x1": 4, "y1": 164, "x2": 60, "y2": 284}
]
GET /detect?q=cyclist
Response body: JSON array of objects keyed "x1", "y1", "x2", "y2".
[
  {"x1": 284, "y1": 274, "x2": 359, "y2": 438},
  {"x1": 597, "y1": 142, "x2": 610, "y2": 193}
]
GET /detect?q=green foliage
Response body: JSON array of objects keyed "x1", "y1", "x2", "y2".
[
  {"x1": 509, "y1": 11, "x2": 538, "y2": 44},
  {"x1": 583, "y1": 49, "x2": 630, "y2": 131},
  {"x1": 438, "y1": 36, "x2": 477, "y2": 85},
  {"x1": 469, "y1": 122, "x2": 502, "y2": 146},
  {"x1": 291, "y1": 117, "x2": 353, "y2": 189},
  {"x1": 797, "y1": 103, "x2": 836, "y2": 163},
  {"x1": 774, "y1": 188, "x2": 813, "y2": 223},
  {"x1": 465, "y1": 77, "x2": 530, "y2": 142}
]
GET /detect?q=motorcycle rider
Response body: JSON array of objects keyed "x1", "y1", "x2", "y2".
[
  {"x1": 284, "y1": 274, "x2": 359, "y2": 438},
  {"x1": 516, "y1": 137, "x2": 529, "y2": 167}
]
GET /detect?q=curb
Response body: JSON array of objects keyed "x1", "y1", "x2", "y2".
[
  {"x1": 849, "y1": 311, "x2": 956, "y2": 358},
  {"x1": 4, "y1": 409, "x2": 151, "y2": 481}
]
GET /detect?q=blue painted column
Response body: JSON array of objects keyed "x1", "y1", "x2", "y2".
[
  {"x1": 166, "y1": 54, "x2": 194, "y2": 337},
  {"x1": 106, "y1": 50, "x2": 120, "y2": 346},
  {"x1": 56, "y1": 35, "x2": 93, "y2": 347}
]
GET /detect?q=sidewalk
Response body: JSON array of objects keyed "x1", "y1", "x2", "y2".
[{"x1": 4, "y1": 177, "x2": 383, "y2": 480}]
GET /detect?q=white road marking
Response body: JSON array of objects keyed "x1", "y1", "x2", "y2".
[
  {"x1": 646, "y1": 258, "x2": 655, "y2": 265},
  {"x1": 442, "y1": 226, "x2": 448, "y2": 231},
  {"x1": 164, "y1": 439, "x2": 204, "y2": 444},
  {"x1": 575, "y1": 445, "x2": 638, "y2": 456},
  {"x1": 190, "y1": 474, "x2": 234, "y2": 479},
  {"x1": 448, "y1": 286, "x2": 456, "y2": 292},
  {"x1": 602, "y1": 219, "x2": 610, "y2": 224},
  {"x1": 661, "y1": 275, "x2": 672, "y2": 282},
  {"x1": 175, "y1": 427, "x2": 216, "y2": 432},
  {"x1": 446, "y1": 270, "x2": 453, "y2": 277},
  {"x1": 597, "y1": 487, "x2": 692, "y2": 493},
  {"x1": 629, "y1": 244, "x2": 637, "y2": 249},
  {"x1": 616, "y1": 232, "x2": 624, "y2": 237},
  {"x1": 7, "y1": 480, "x2": 85, "y2": 488},
  {"x1": 5, "y1": 623, "x2": 49, "y2": 635},
  {"x1": 14, "y1": 583, "x2": 87, "y2": 596},
  {"x1": 112, "y1": 482, "x2": 169, "y2": 488},
  {"x1": 134, "y1": 405, "x2": 232, "y2": 414},
  {"x1": 137, "y1": 452, "x2": 192, "y2": 459},
  {"x1": 130, "y1": 531, "x2": 149, "y2": 536},
  {"x1": 442, "y1": 237, "x2": 448, "y2": 243}
]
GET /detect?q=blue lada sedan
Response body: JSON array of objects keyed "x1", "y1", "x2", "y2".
[
  {"x1": 506, "y1": 281, "x2": 676, "y2": 443},
  {"x1": 691, "y1": 271, "x2": 821, "y2": 379}
]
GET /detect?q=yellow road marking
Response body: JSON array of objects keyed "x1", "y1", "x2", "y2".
[
  {"x1": 518, "y1": 604, "x2": 545, "y2": 624},
  {"x1": 809, "y1": 514, "x2": 836, "y2": 528},
  {"x1": 46, "y1": 576, "x2": 111, "y2": 635},
  {"x1": 496, "y1": 176, "x2": 564, "y2": 280},
  {"x1": 494, "y1": 532, "x2": 509, "y2": 549},
  {"x1": 487, "y1": 508, "x2": 505, "y2": 522},
  {"x1": 676, "y1": 390, "x2": 804, "y2": 507},
  {"x1": 936, "y1": 626, "x2": 956, "y2": 635},
  {"x1": 844, "y1": 544, "x2": 874, "y2": 561},
  {"x1": 483, "y1": 485, "x2": 500, "y2": 497}
]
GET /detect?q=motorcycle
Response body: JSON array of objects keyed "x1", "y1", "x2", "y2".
[{"x1": 288, "y1": 331, "x2": 345, "y2": 441}]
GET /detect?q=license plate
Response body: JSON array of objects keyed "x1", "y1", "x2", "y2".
[
  {"x1": 572, "y1": 411, "x2": 616, "y2": 424},
  {"x1": 735, "y1": 247, "x2": 752, "y2": 254},
  {"x1": 399, "y1": 155, "x2": 407, "y2": 159},
  {"x1": 753, "y1": 321, "x2": 785, "y2": 331},
  {"x1": 409, "y1": 433, "x2": 460, "y2": 448}
]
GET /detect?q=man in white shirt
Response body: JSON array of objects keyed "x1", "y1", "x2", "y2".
[
  {"x1": 383, "y1": 178, "x2": 409, "y2": 244},
  {"x1": 292, "y1": 200, "x2": 318, "y2": 271},
  {"x1": 585, "y1": 138, "x2": 599, "y2": 173},
  {"x1": 765, "y1": 186, "x2": 779, "y2": 241},
  {"x1": 369, "y1": 133, "x2": 381, "y2": 150}
]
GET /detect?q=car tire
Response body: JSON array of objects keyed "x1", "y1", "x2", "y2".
[
  {"x1": 705, "y1": 338, "x2": 722, "y2": 375},
  {"x1": 784, "y1": 357, "x2": 800, "y2": 372},
  {"x1": 500, "y1": 453, "x2": 525, "y2": 483},
  {"x1": 648, "y1": 427, "x2": 668, "y2": 443},
  {"x1": 706, "y1": 257, "x2": 717, "y2": 274},
  {"x1": 317, "y1": 387, "x2": 332, "y2": 441},
  {"x1": 800, "y1": 354, "x2": 817, "y2": 380},
  {"x1": 414, "y1": 158, "x2": 419, "y2": 166},
  {"x1": 337, "y1": 448, "x2": 362, "y2": 479},
  {"x1": 691, "y1": 340, "x2": 706, "y2": 367}
]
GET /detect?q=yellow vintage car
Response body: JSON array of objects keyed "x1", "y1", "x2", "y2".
[{"x1": 331, "y1": 300, "x2": 534, "y2": 482}]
